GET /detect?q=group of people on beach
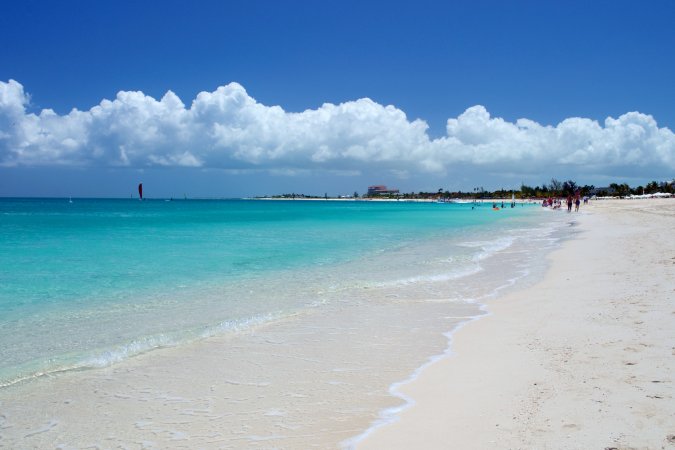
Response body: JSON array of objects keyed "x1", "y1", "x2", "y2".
[
  {"x1": 542, "y1": 192, "x2": 585, "y2": 212},
  {"x1": 566, "y1": 194, "x2": 580, "y2": 212}
]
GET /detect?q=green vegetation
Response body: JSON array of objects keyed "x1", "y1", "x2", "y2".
[
  {"x1": 367, "y1": 178, "x2": 674, "y2": 199},
  {"x1": 258, "y1": 178, "x2": 674, "y2": 200}
]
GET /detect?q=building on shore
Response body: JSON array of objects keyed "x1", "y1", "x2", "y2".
[{"x1": 367, "y1": 185, "x2": 400, "y2": 196}]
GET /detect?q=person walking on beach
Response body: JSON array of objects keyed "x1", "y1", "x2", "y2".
[
  {"x1": 566, "y1": 194, "x2": 573, "y2": 212},
  {"x1": 574, "y1": 194, "x2": 581, "y2": 212}
]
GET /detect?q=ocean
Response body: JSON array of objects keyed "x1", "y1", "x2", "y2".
[{"x1": 0, "y1": 197, "x2": 570, "y2": 446}]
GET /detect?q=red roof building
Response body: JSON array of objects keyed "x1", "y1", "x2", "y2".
[{"x1": 367, "y1": 185, "x2": 399, "y2": 195}]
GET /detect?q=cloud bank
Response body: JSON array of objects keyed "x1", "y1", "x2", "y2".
[{"x1": 1, "y1": 79, "x2": 673, "y2": 178}]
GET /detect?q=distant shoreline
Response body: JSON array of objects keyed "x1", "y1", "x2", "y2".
[{"x1": 247, "y1": 197, "x2": 540, "y2": 203}]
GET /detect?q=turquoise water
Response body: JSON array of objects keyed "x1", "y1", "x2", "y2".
[{"x1": 0, "y1": 198, "x2": 539, "y2": 386}]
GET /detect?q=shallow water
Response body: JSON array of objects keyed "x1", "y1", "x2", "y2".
[
  {"x1": 0, "y1": 198, "x2": 542, "y2": 386},
  {"x1": 0, "y1": 198, "x2": 574, "y2": 447}
]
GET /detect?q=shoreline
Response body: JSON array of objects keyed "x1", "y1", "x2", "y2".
[
  {"x1": 248, "y1": 197, "x2": 540, "y2": 203},
  {"x1": 342, "y1": 305, "x2": 489, "y2": 449},
  {"x1": 357, "y1": 199, "x2": 675, "y2": 449}
]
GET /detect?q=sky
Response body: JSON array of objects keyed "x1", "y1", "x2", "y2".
[{"x1": 1, "y1": 0, "x2": 674, "y2": 197}]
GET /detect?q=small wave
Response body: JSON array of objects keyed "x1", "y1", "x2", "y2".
[
  {"x1": 370, "y1": 263, "x2": 482, "y2": 288},
  {"x1": 460, "y1": 236, "x2": 516, "y2": 262},
  {"x1": 82, "y1": 334, "x2": 180, "y2": 368},
  {"x1": 0, "y1": 312, "x2": 288, "y2": 389}
]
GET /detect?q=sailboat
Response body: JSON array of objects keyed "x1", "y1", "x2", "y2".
[{"x1": 138, "y1": 183, "x2": 143, "y2": 201}]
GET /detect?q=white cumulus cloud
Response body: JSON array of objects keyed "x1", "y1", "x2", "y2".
[{"x1": 0, "y1": 79, "x2": 673, "y2": 178}]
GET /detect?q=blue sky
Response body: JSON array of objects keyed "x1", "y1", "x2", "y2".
[{"x1": 1, "y1": 0, "x2": 673, "y2": 197}]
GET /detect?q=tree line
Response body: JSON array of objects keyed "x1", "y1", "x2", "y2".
[
  {"x1": 260, "y1": 178, "x2": 673, "y2": 200},
  {"x1": 365, "y1": 178, "x2": 674, "y2": 199}
]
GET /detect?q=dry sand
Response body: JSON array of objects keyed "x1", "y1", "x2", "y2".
[{"x1": 358, "y1": 199, "x2": 675, "y2": 450}]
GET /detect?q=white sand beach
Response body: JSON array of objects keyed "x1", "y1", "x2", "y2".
[{"x1": 358, "y1": 199, "x2": 675, "y2": 449}]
